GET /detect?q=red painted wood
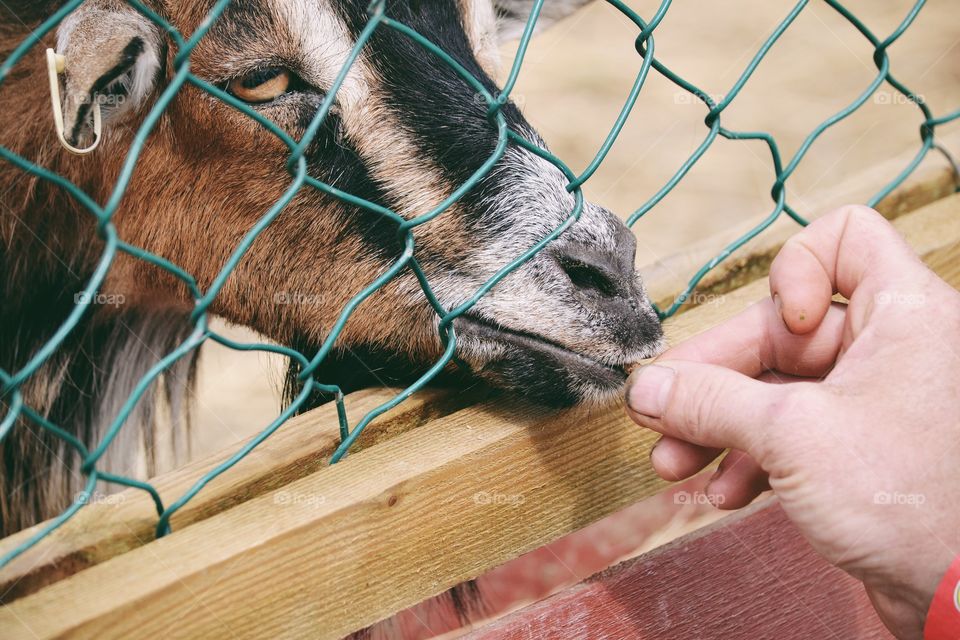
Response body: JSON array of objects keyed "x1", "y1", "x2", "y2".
[
  {"x1": 464, "y1": 501, "x2": 893, "y2": 640},
  {"x1": 368, "y1": 476, "x2": 719, "y2": 639}
]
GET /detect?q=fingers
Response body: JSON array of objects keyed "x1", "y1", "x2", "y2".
[
  {"x1": 626, "y1": 360, "x2": 786, "y2": 459},
  {"x1": 770, "y1": 205, "x2": 925, "y2": 334},
  {"x1": 634, "y1": 300, "x2": 843, "y2": 479},
  {"x1": 650, "y1": 436, "x2": 722, "y2": 481},
  {"x1": 705, "y1": 449, "x2": 769, "y2": 510},
  {"x1": 662, "y1": 298, "x2": 846, "y2": 379},
  {"x1": 646, "y1": 370, "x2": 817, "y2": 482}
]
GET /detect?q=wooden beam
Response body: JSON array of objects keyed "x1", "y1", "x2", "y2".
[
  {"x1": 0, "y1": 400, "x2": 670, "y2": 640},
  {"x1": 2, "y1": 193, "x2": 957, "y2": 639},
  {"x1": 462, "y1": 500, "x2": 893, "y2": 640},
  {"x1": 0, "y1": 385, "x2": 488, "y2": 603}
]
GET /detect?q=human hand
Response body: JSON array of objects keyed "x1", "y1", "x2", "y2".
[{"x1": 625, "y1": 205, "x2": 960, "y2": 639}]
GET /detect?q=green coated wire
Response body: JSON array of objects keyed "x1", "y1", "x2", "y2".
[{"x1": 1, "y1": 0, "x2": 958, "y2": 572}]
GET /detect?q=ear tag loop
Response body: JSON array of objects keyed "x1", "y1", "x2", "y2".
[{"x1": 46, "y1": 48, "x2": 102, "y2": 155}]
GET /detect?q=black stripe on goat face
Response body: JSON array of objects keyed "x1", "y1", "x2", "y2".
[
  {"x1": 336, "y1": 0, "x2": 530, "y2": 222},
  {"x1": 205, "y1": 0, "x2": 533, "y2": 262}
]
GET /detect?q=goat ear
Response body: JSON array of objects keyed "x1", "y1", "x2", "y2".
[
  {"x1": 494, "y1": 0, "x2": 594, "y2": 42},
  {"x1": 55, "y1": 2, "x2": 164, "y2": 148}
]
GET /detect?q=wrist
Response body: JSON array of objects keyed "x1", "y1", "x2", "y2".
[
  {"x1": 923, "y1": 554, "x2": 960, "y2": 640},
  {"x1": 860, "y1": 546, "x2": 954, "y2": 639}
]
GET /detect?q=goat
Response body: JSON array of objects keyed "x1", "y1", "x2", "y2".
[{"x1": 0, "y1": 0, "x2": 664, "y2": 540}]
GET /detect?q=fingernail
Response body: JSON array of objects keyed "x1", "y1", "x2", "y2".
[
  {"x1": 649, "y1": 437, "x2": 663, "y2": 464},
  {"x1": 626, "y1": 365, "x2": 675, "y2": 418},
  {"x1": 773, "y1": 292, "x2": 783, "y2": 317},
  {"x1": 650, "y1": 436, "x2": 663, "y2": 454}
]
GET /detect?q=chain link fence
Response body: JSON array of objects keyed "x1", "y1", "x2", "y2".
[{"x1": 1, "y1": 0, "x2": 958, "y2": 569}]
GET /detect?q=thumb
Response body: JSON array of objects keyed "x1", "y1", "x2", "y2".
[{"x1": 625, "y1": 361, "x2": 785, "y2": 461}]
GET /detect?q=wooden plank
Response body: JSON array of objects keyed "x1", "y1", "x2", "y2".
[
  {"x1": 641, "y1": 129, "x2": 960, "y2": 314},
  {"x1": 462, "y1": 499, "x2": 893, "y2": 640},
  {"x1": 0, "y1": 399, "x2": 670, "y2": 640},
  {"x1": 1, "y1": 193, "x2": 956, "y2": 639},
  {"x1": 0, "y1": 384, "x2": 488, "y2": 603}
]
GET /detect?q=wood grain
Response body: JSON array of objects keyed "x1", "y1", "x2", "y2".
[
  {"x1": 0, "y1": 384, "x2": 488, "y2": 603},
  {"x1": 463, "y1": 500, "x2": 894, "y2": 640},
  {"x1": 1, "y1": 192, "x2": 957, "y2": 639},
  {"x1": 0, "y1": 399, "x2": 669, "y2": 640}
]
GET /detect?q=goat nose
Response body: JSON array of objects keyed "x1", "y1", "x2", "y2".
[
  {"x1": 558, "y1": 254, "x2": 620, "y2": 298},
  {"x1": 556, "y1": 240, "x2": 635, "y2": 300}
]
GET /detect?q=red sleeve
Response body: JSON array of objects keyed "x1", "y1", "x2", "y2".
[{"x1": 924, "y1": 555, "x2": 960, "y2": 640}]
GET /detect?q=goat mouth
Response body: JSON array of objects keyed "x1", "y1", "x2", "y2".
[{"x1": 453, "y1": 314, "x2": 630, "y2": 406}]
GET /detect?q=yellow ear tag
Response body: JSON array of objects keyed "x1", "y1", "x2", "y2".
[{"x1": 46, "y1": 48, "x2": 102, "y2": 155}]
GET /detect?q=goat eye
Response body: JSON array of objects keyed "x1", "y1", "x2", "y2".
[{"x1": 228, "y1": 67, "x2": 292, "y2": 104}]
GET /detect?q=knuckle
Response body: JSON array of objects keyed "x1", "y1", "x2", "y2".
[
  {"x1": 839, "y1": 205, "x2": 905, "y2": 250},
  {"x1": 668, "y1": 372, "x2": 728, "y2": 442},
  {"x1": 839, "y1": 204, "x2": 883, "y2": 221},
  {"x1": 757, "y1": 384, "x2": 816, "y2": 453},
  {"x1": 837, "y1": 203, "x2": 882, "y2": 227},
  {"x1": 778, "y1": 233, "x2": 823, "y2": 273},
  {"x1": 765, "y1": 385, "x2": 807, "y2": 424}
]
